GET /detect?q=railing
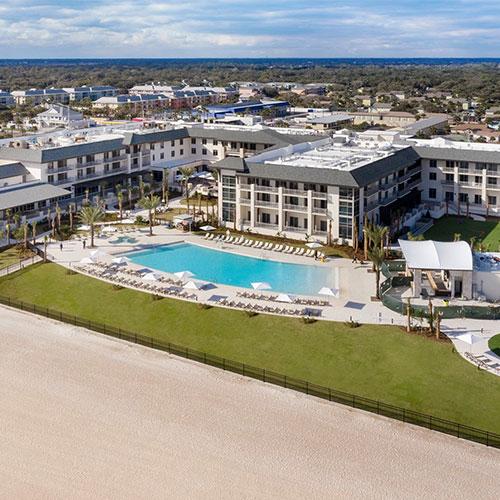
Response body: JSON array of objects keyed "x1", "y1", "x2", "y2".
[
  {"x1": 312, "y1": 207, "x2": 328, "y2": 215},
  {"x1": 255, "y1": 200, "x2": 279, "y2": 208},
  {"x1": 283, "y1": 188, "x2": 308, "y2": 197},
  {"x1": 254, "y1": 185, "x2": 278, "y2": 193},
  {"x1": 283, "y1": 204, "x2": 307, "y2": 212},
  {"x1": 0, "y1": 292, "x2": 498, "y2": 449},
  {"x1": 311, "y1": 192, "x2": 328, "y2": 200},
  {"x1": 255, "y1": 222, "x2": 279, "y2": 230}
]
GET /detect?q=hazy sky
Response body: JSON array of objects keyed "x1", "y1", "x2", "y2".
[{"x1": 0, "y1": 0, "x2": 498, "y2": 58}]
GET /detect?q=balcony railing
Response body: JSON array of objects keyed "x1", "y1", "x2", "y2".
[
  {"x1": 254, "y1": 185, "x2": 277, "y2": 193},
  {"x1": 255, "y1": 200, "x2": 279, "y2": 208},
  {"x1": 312, "y1": 207, "x2": 328, "y2": 215},
  {"x1": 283, "y1": 188, "x2": 308, "y2": 197},
  {"x1": 255, "y1": 222, "x2": 279, "y2": 230},
  {"x1": 283, "y1": 204, "x2": 307, "y2": 212}
]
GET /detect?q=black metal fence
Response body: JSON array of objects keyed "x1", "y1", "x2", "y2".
[{"x1": 0, "y1": 294, "x2": 499, "y2": 449}]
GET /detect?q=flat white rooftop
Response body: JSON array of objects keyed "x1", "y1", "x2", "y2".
[
  {"x1": 412, "y1": 136, "x2": 500, "y2": 152},
  {"x1": 262, "y1": 133, "x2": 407, "y2": 171}
]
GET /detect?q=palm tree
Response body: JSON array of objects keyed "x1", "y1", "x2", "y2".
[
  {"x1": 22, "y1": 222, "x2": 29, "y2": 249},
  {"x1": 32, "y1": 220, "x2": 38, "y2": 245},
  {"x1": 55, "y1": 204, "x2": 62, "y2": 230},
  {"x1": 138, "y1": 194, "x2": 161, "y2": 236},
  {"x1": 162, "y1": 168, "x2": 169, "y2": 205},
  {"x1": 13, "y1": 213, "x2": 20, "y2": 229},
  {"x1": 77, "y1": 204, "x2": 105, "y2": 248},
  {"x1": 178, "y1": 166, "x2": 194, "y2": 213},
  {"x1": 115, "y1": 184, "x2": 124, "y2": 220},
  {"x1": 139, "y1": 175, "x2": 145, "y2": 198},
  {"x1": 5, "y1": 223, "x2": 11, "y2": 245},
  {"x1": 368, "y1": 246, "x2": 385, "y2": 299},
  {"x1": 453, "y1": 233, "x2": 461, "y2": 242}
]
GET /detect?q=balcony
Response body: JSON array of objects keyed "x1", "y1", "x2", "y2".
[
  {"x1": 239, "y1": 198, "x2": 251, "y2": 205},
  {"x1": 254, "y1": 185, "x2": 277, "y2": 193},
  {"x1": 255, "y1": 200, "x2": 279, "y2": 208},
  {"x1": 105, "y1": 154, "x2": 128, "y2": 162},
  {"x1": 284, "y1": 225, "x2": 305, "y2": 233},
  {"x1": 283, "y1": 188, "x2": 308, "y2": 197},
  {"x1": 487, "y1": 183, "x2": 499, "y2": 190},
  {"x1": 311, "y1": 191, "x2": 328, "y2": 200},
  {"x1": 48, "y1": 165, "x2": 73, "y2": 173},
  {"x1": 312, "y1": 207, "x2": 328, "y2": 215},
  {"x1": 255, "y1": 222, "x2": 279, "y2": 230},
  {"x1": 283, "y1": 204, "x2": 307, "y2": 212},
  {"x1": 239, "y1": 184, "x2": 251, "y2": 191}
]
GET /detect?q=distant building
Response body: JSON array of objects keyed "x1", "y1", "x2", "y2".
[
  {"x1": 291, "y1": 84, "x2": 327, "y2": 96},
  {"x1": 11, "y1": 88, "x2": 69, "y2": 106},
  {"x1": 0, "y1": 90, "x2": 14, "y2": 107},
  {"x1": 354, "y1": 95, "x2": 374, "y2": 107},
  {"x1": 93, "y1": 94, "x2": 170, "y2": 111},
  {"x1": 451, "y1": 123, "x2": 500, "y2": 143},
  {"x1": 203, "y1": 100, "x2": 289, "y2": 120},
  {"x1": 306, "y1": 113, "x2": 353, "y2": 131},
  {"x1": 34, "y1": 104, "x2": 92, "y2": 129},
  {"x1": 349, "y1": 111, "x2": 416, "y2": 127},
  {"x1": 370, "y1": 102, "x2": 392, "y2": 113},
  {"x1": 62, "y1": 86, "x2": 117, "y2": 102},
  {"x1": 399, "y1": 115, "x2": 450, "y2": 137}
]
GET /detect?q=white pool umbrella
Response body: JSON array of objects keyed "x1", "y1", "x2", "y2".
[
  {"x1": 112, "y1": 256, "x2": 130, "y2": 265},
  {"x1": 77, "y1": 224, "x2": 91, "y2": 231},
  {"x1": 306, "y1": 242, "x2": 323, "y2": 249},
  {"x1": 456, "y1": 333, "x2": 483, "y2": 352},
  {"x1": 102, "y1": 225, "x2": 117, "y2": 233},
  {"x1": 251, "y1": 282, "x2": 272, "y2": 291},
  {"x1": 79, "y1": 257, "x2": 95, "y2": 264},
  {"x1": 183, "y1": 280, "x2": 203, "y2": 290},
  {"x1": 276, "y1": 293, "x2": 294, "y2": 303},
  {"x1": 200, "y1": 225, "x2": 216, "y2": 231},
  {"x1": 318, "y1": 287, "x2": 338, "y2": 297},
  {"x1": 174, "y1": 270, "x2": 195, "y2": 280},
  {"x1": 90, "y1": 249, "x2": 107, "y2": 260},
  {"x1": 143, "y1": 272, "x2": 161, "y2": 281}
]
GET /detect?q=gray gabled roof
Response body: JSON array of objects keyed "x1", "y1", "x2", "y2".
[
  {"x1": 122, "y1": 128, "x2": 189, "y2": 146},
  {"x1": 0, "y1": 161, "x2": 29, "y2": 179},
  {"x1": 0, "y1": 183, "x2": 71, "y2": 210},
  {"x1": 412, "y1": 145, "x2": 500, "y2": 163},
  {"x1": 213, "y1": 145, "x2": 420, "y2": 188}
]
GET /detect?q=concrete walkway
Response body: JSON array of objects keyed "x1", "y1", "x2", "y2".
[
  {"x1": 42, "y1": 226, "x2": 499, "y2": 375},
  {"x1": 1, "y1": 305, "x2": 499, "y2": 499}
]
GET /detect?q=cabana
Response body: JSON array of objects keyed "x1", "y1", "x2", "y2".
[{"x1": 398, "y1": 240, "x2": 473, "y2": 299}]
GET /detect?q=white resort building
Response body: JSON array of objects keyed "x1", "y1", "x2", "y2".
[{"x1": 0, "y1": 124, "x2": 498, "y2": 244}]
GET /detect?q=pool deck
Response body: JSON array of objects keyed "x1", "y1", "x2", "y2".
[{"x1": 41, "y1": 226, "x2": 500, "y2": 375}]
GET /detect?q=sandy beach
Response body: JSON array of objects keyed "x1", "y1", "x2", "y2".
[{"x1": 0, "y1": 305, "x2": 498, "y2": 499}]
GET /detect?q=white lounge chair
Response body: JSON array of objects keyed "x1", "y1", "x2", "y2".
[
  {"x1": 293, "y1": 247, "x2": 301, "y2": 254},
  {"x1": 204, "y1": 233, "x2": 209, "y2": 239},
  {"x1": 296, "y1": 248, "x2": 305, "y2": 256},
  {"x1": 252, "y1": 240, "x2": 260, "y2": 248}
]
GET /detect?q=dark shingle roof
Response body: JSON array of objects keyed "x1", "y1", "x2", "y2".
[
  {"x1": 0, "y1": 183, "x2": 71, "y2": 210},
  {"x1": 0, "y1": 161, "x2": 29, "y2": 179}
]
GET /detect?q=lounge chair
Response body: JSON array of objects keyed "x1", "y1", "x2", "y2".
[
  {"x1": 204, "y1": 233, "x2": 210, "y2": 239},
  {"x1": 293, "y1": 247, "x2": 301, "y2": 255},
  {"x1": 252, "y1": 240, "x2": 260, "y2": 248},
  {"x1": 286, "y1": 247, "x2": 294, "y2": 254}
]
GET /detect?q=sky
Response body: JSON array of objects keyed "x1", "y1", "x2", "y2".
[{"x1": 0, "y1": 0, "x2": 499, "y2": 58}]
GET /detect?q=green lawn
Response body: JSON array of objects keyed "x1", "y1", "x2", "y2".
[
  {"x1": 489, "y1": 335, "x2": 500, "y2": 357},
  {"x1": 424, "y1": 216, "x2": 500, "y2": 251},
  {"x1": 2, "y1": 263, "x2": 500, "y2": 433},
  {"x1": 0, "y1": 246, "x2": 24, "y2": 270}
]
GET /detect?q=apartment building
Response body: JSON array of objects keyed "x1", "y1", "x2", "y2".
[
  {"x1": 62, "y1": 86, "x2": 118, "y2": 101},
  {"x1": 93, "y1": 94, "x2": 170, "y2": 111},
  {"x1": 0, "y1": 125, "x2": 498, "y2": 240},
  {"x1": 0, "y1": 125, "x2": 302, "y2": 219},
  {"x1": 11, "y1": 88, "x2": 70, "y2": 106},
  {"x1": 0, "y1": 90, "x2": 15, "y2": 107},
  {"x1": 414, "y1": 137, "x2": 500, "y2": 216},
  {"x1": 349, "y1": 111, "x2": 416, "y2": 127},
  {"x1": 214, "y1": 131, "x2": 423, "y2": 244}
]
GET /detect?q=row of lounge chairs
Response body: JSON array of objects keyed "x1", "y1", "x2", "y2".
[
  {"x1": 75, "y1": 264, "x2": 198, "y2": 301},
  {"x1": 204, "y1": 233, "x2": 326, "y2": 258},
  {"x1": 464, "y1": 352, "x2": 500, "y2": 374},
  {"x1": 218, "y1": 298, "x2": 307, "y2": 316},
  {"x1": 237, "y1": 290, "x2": 330, "y2": 307}
]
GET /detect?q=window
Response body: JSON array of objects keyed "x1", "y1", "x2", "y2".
[
  {"x1": 171, "y1": 140, "x2": 175, "y2": 146},
  {"x1": 488, "y1": 196, "x2": 497, "y2": 205},
  {"x1": 213, "y1": 150, "x2": 218, "y2": 156},
  {"x1": 202, "y1": 149, "x2": 207, "y2": 155},
  {"x1": 191, "y1": 148, "x2": 196, "y2": 154},
  {"x1": 171, "y1": 151, "x2": 175, "y2": 157},
  {"x1": 179, "y1": 139, "x2": 184, "y2": 145},
  {"x1": 191, "y1": 138, "x2": 196, "y2": 145},
  {"x1": 487, "y1": 177, "x2": 497, "y2": 185},
  {"x1": 160, "y1": 153, "x2": 164, "y2": 160},
  {"x1": 459, "y1": 175, "x2": 468, "y2": 182},
  {"x1": 48, "y1": 174, "x2": 54, "y2": 183},
  {"x1": 474, "y1": 194, "x2": 481, "y2": 204},
  {"x1": 445, "y1": 192, "x2": 454, "y2": 202},
  {"x1": 319, "y1": 220, "x2": 328, "y2": 232},
  {"x1": 213, "y1": 140, "x2": 218, "y2": 146},
  {"x1": 445, "y1": 160, "x2": 454, "y2": 168},
  {"x1": 459, "y1": 193, "x2": 468, "y2": 203},
  {"x1": 459, "y1": 161, "x2": 468, "y2": 169},
  {"x1": 261, "y1": 213, "x2": 271, "y2": 224},
  {"x1": 202, "y1": 139, "x2": 207, "y2": 145},
  {"x1": 475, "y1": 176, "x2": 481, "y2": 184},
  {"x1": 429, "y1": 172, "x2": 437, "y2": 181},
  {"x1": 180, "y1": 149, "x2": 184, "y2": 155},
  {"x1": 429, "y1": 188, "x2": 436, "y2": 199},
  {"x1": 289, "y1": 216, "x2": 299, "y2": 227},
  {"x1": 429, "y1": 159, "x2": 437, "y2": 168},
  {"x1": 339, "y1": 216, "x2": 352, "y2": 239},
  {"x1": 445, "y1": 173, "x2": 454, "y2": 182}
]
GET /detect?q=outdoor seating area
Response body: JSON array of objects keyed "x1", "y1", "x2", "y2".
[
  {"x1": 204, "y1": 233, "x2": 326, "y2": 259},
  {"x1": 464, "y1": 352, "x2": 500, "y2": 375},
  {"x1": 236, "y1": 290, "x2": 330, "y2": 307},
  {"x1": 73, "y1": 261, "x2": 319, "y2": 318},
  {"x1": 75, "y1": 262, "x2": 199, "y2": 301}
]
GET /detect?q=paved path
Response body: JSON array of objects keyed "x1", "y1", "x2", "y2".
[{"x1": 0, "y1": 306, "x2": 499, "y2": 499}]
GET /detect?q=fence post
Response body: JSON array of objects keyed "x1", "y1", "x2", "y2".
[
  {"x1": 223, "y1": 358, "x2": 225, "y2": 370},
  {"x1": 457, "y1": 423, "x2": 460, "y2": 438},
  {"x1": 306, "y1": 381, "x2": 309, "y2": 395},
  {"x1": 242, "y1": 364, "x2": 245, "y2": 376},
  {"x1": 328, "y1": 388, "x2": 331, "y2": 401},
  {"x1": 429, "y1": 415, "x2": 432, "y2": 429},
  {"x1": 263, "y1": 369, "x2": 266, "y2": 382},
  {"x1": 377, "y1": 401, "x2": 380, "y2": 414},
  {"x1": 402, "y1": 408, "x2": 406, "y2": 422},
  {"x1": 284, "y1": 375, "x2": 287, "y2": 388}
]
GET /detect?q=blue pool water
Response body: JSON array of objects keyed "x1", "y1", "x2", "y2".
[{"x1": 125, "y1": 243, "x2": 334, "y2": 295}]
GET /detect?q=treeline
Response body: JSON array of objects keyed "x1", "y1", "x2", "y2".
[{"x1": 0, "y1": 62, "x2": 498, "y2": 105}]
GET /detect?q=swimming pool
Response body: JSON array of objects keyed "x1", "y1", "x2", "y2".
[{"x1": 125, "y1": 243, "x2": 336, "y2": 295}]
